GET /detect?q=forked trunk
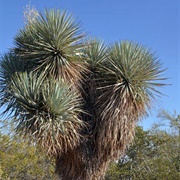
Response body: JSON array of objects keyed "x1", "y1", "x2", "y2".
[
  {"x1": 55, "y1": 116, "x2": 136, "y2": 180},
  {"x1": 56, "y1": 151, "x2": 109, "y2": 180},
  {"x1": 54, "y1": 74, "x2": 137, "y2": 180}
]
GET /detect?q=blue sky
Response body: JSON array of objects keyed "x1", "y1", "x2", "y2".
[{"x1": 0, "y1": 0, "x2": 179, "y2": 130}]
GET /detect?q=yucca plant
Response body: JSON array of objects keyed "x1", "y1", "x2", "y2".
[
  {"x1": 0, "y1": 9, "x2": 166, "y2": 180},
  {"x1": 95, "y1": 41, "x2": 166, "y2": 164},
  {"x1": 10, "y1": 72, "x2": 83, "y2": 155},
  {"x1": 14, "y1": 9, "x2": 87, "y2": 87}
]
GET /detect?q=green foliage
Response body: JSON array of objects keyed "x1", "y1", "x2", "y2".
[
  {"x1": 82, "y1": 38, "x2": 108, "y2": 67},
  {"x1": 0, "y1": 164, "x2": 3, "y2": 179},
  {"x1": 14, "y1": 9, "x2": 86, "y2": 81},
  {"x1": 4, "y1": 71, "x2": 83, "y2": 156},
  {"x1": 106, "y1": 113, "x2": 180, "y2": 180},
  {"x1": 157, "y1": 110, "x2": 180, "y2": 135},
  {"x1": 103, "y1": 41, "x2": 166, "y2": 115},
  {"x1": 0, "y1": 131, "x2": 58, "y2": 180}
]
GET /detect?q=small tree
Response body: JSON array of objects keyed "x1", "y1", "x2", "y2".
[
  {"x1": 0, "y1": 9, "x2": 166, "y2": 179},
  {"x1": 157, "y1": 110, "x2": 180, "y2": 136}
]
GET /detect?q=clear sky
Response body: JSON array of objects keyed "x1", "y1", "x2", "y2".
[{"x1": 0, "y1": 0, "x2": 179, "y2": 130}]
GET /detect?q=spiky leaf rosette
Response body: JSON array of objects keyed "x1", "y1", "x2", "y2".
[
  {"x1": 5, "y1": 72, "x2": 83, "y2": 156},
  {"x1": 0, "y1": 53, "x2": 26, "y2": 111},
  {"x1": 14, "y1": 9, "x2": 87, "y2": 87},
  {"x1": 96, "y1": 41, "x2": 166, "y2": 160},
  {"x1": 81, "y1": 38, "x2": 108, "y2": 100},
  {"x1": 82, "y1": 38, "x2": 108, "y2": 68},
  {"x1": 79, "y1": 39, "x2": 108, "y2": 133}
]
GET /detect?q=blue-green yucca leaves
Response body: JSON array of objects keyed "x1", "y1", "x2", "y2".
[
  {"x1": 80, "y1": 38, "x2": 109, "y2": 95},
  {"x1": 78, "y1": 39, "x2": 109, "y2": 134},
  {"x1": 100, "y1": 41, "x2": 166, "y2": 120},
  {"x1": 82, "y1": 38, "x2": 108, "y2": 68},
  {"x1": 95, "y1": 41, "x2": 166, "y2": 163},
  {"x1": 0, "y1": 53, "x2": 26, "y2": 111},
  {"x1": 14, "y1": 9, "x2": 87, "y2": 86},
  {"x1": 8, "y1": 72, "x2": 83, "y2": 155}
]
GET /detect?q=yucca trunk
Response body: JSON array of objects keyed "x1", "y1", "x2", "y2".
[
  {"x1": 55, "y1": 68, "x2": 137, "y2": 180},
  {"x1": 55, "y1": 117, "x2": 136, "y2": 180},
  {"x1": 56, "y1": 151, "x2": 109, "y2": 180},
  {"x1": 55, "y1": 142, "x2": 110, "y2": 180}
]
